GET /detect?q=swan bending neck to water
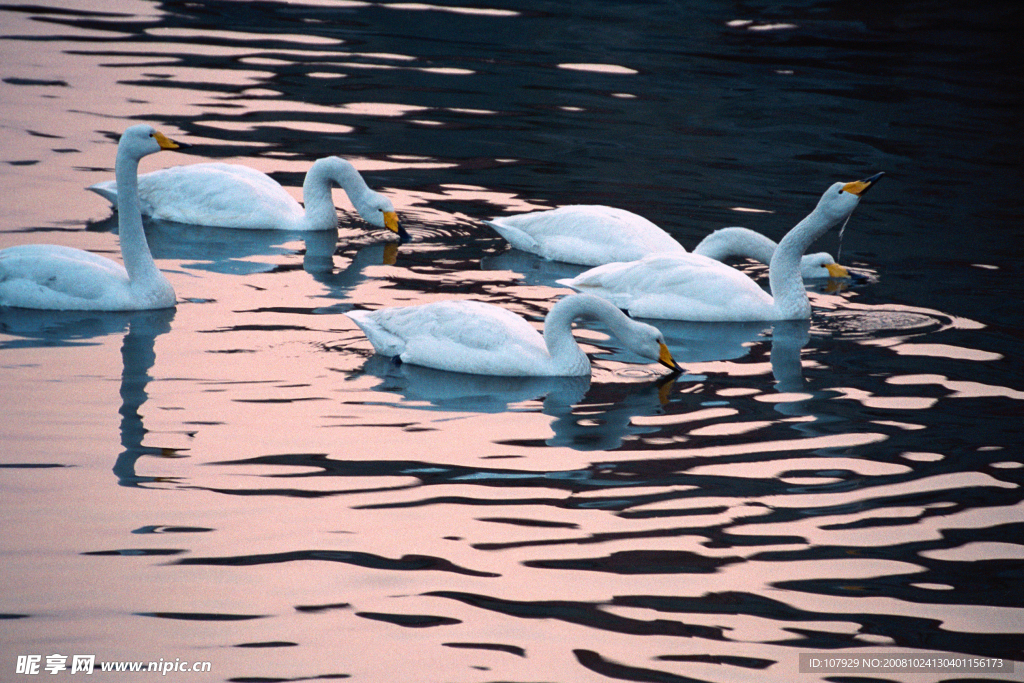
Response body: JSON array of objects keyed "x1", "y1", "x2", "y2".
[
  {"x1": 483, "y1": 204, "x2": 848, "y2": 279},
  {"x1": 88, "y1": 155, "x2": 408, "y2": 240},
  {"x1": 558, "y1": 173, "x2": 883, "y2": 322},
  {"x1": 0, "y1": 124, "x2": 184, "y2": 311},
  {"x1": 693, "y1": 227, "x2": 849, "y2": 279},
  {"x1": 346, "y1": 293, "x2": 681, "y2": 377}
]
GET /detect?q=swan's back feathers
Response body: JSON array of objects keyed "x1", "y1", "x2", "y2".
[
  {"x1": 348, "y1": 300, "x2": 552, "y2": 375},
  {"x1": 0, "y1": 244, "x2": 134, "y2": 310},
  {"x1": 89, "y1": 163, "x2": 306, "y2": 230},
  {"x1": 560, "y1": 252, "x2": 756, "y2": 294},
  {"x1": 486, "y1": 205, "x2": 683, "y2": 266},
  {"x1": 559, "y1": 253, "x2": 774, "y2": 321}
]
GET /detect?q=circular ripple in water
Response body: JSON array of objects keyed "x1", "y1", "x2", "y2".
[{"x1": 817, "y1": 306, "x2": 954, "y2": 339}]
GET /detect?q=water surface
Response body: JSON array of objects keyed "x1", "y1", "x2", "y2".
[{"x1": 1, "y1": 1, "x2": 1022, "y2": 681}]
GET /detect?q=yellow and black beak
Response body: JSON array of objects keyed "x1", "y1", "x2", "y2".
[
  {"x1": 153, "y1": 130, "x2": 189, "y2": 150},
  {"x1": 658, "y1": 342, "x2": 682, "y2": 374},
  {"x1": 825, "y1": 263, "x2": 851, "y2": 279},
  {"x1": 383, "y1": 210, "x2": 411, "y2": 243},
  {"x1": 841, "y1": 171, "x2": 884, "y2": 196}
]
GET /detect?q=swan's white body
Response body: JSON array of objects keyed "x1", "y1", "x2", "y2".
[
  {"x1": 484, "y1": 204, "x2": 847, "y2": 278},
  {"x1": 483, "y1": 205, "x2": 683, "y2": 266},
  {"x1": 692, "y1": 227, "x2": 848, "y2": 279},
  {"x1": 346, "y1": 293, "x2": 680, "y2": 377},
  {"x1": 88, "y1": 156, "x2": 406, "y2": 238},
  {"x1": 0, "y1": 125, "x2": 181, "y2": 311},
  {"x1": 558, "y1": 174, "x2": 882, "y2": 322}
]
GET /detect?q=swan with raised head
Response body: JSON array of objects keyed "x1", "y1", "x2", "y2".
[
  {"x1": 692, "y1": 227, "x2": 849, "y2": 279},
  {"x1": 88, "y1": 155, "x2": 408, "y2": 241},
  {"x1": 557, "y1": 173, "x2": 883, "y2": 322},
  {"x1": 484, "y1": 204, "x2": 848, "y2": 278},
  {"x1": 346, "y1": 293, "x2": 681, "y2": 377},
  {"x1": 0, "y1": 124, "x2": 184, "y2": 311}
]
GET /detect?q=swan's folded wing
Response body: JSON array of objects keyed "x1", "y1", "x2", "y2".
[
  {"x1": 572, "y1": 205, "x2": 681, "y2": 256},
  {"x1": 558, "y1": 253, "x2": 723, "y2": 295},
  {"x1": 0, "y1": 245, "x2": 127, "y2": 308},
  {"x1": 486, "y1": 205, "x2": 682, "y2": 266},
  {"x1": 559, "y1": 253, "x2": 773, "y2": 321},
  {"x1": 140, "y1": 164, "x2": 303, "y2": 228},
  {"x1": 90, "y1": 164, "x2": 306, "y2": 229},
  {"x1": 399, "y1": 301, "x2": 542, "y2": 351},
  {"x1": 349, "y1": 301, "x2": 550, "y2": 374}
]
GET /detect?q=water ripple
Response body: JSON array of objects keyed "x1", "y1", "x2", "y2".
[
  {"x1": 2, "y1": 2, "x2": 1023, "y2": 680},
  {"x1": 175, "y1": 549, "x2": 498, "y2": 577}
]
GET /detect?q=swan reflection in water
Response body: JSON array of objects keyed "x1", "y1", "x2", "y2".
[
  {"x1": 111, "y1": 308, "x2": 180, "y2": 486},
  {"x1": 358, "y1": 354, "x2": 591, "y2": 413},
  {"x1": 88, "y1": 214, "x2": 399, "y2": 285},
  {"x1": 0, "y1": 306, "x2": 179, "y2": 486},
  {"x1": 354, "y1": 354, "x2": 659, "y2": 451},
  {"x1": 545, "y1": 320, "x2": 812, "y2": 450},
  {"x1": 481, "y1": 248, "x2": 590, "y2": 288},
  {"x1": 352, "y1": 320, "x2": 812, "y2": 450}
]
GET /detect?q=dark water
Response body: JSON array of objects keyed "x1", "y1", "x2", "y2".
[{"x1": 1, "y1": 1, "x2": 1022, "y2": 681}]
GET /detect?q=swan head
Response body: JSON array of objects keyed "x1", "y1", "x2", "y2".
[
  {"x1": 630, "y1": 321, "x2": 682, "y2": 374},
  {"x1": 361, "y1": 192, "x2": 410, "y2": 243},
  {"x1": 120, "y1": 124, "x2": 187, "y2": 160},
  {"x1": 816, "y1": 172, "x2": 884, "y2": 222},
  {"x1": 801, "y1": 252, "x2": 850, "y2": 279}
]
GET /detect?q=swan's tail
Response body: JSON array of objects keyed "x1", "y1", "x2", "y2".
[
  {"x1": 555, "y1": 277, "x2": 583, "y2": 292},
  {"x1": 482, "y1": 219, "x2": 539, "y2": 253},
  {"x1": 345, "y1": 309, "x2": 406, "y2": 358},
  {"x1": 86, "y1": 180, "x2": 119, "y2": 207}
]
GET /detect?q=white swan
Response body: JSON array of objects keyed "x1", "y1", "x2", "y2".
[
  {"x1": 557, "y1": 173, "x2": 883, "y2": 322},
  {"x1": 0, "y1": 124, "x2": 183, "y2": 311},
  {"x1": 483, "y1": 205, "x2": 684, "y2": 266},
  {"x1": 88, "y1": 156, "x2": 408, "y2": 240},
  {"x1": 483, "y1": 204, "x2": 848, "y2": 278},
  {"x1": 692, "y1": 227, "x2": 849, "y2": 279},
  {"x1": 346, "y1": 293, "x2": 681, "y2": 377}
]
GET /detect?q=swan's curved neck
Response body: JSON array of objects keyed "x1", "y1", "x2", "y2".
[
  {"x1": 115, "y1": 150, "x2": 160, "y2": 285},
  {"x1": 768, "y1": 203, "x2": 840, "y2": 318},
  {"x1": 544, "y1": 295, "x2": 634, "y2": 374},
  {"x1": 302, "y1": 158, "x2": 374, "y2": 230},
  {"x1": 694, "y1": 227, "x2": 777, "y2": 264}
]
